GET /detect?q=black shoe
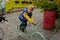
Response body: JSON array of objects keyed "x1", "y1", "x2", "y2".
[
  {"x1": 0, "y1": 39, "x2": 2, "y2": 40},
  {"x1": 20, "y1": 27, "x2": 27, "y2": 33}
]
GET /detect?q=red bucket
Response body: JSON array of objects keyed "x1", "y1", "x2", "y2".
[{"x1": 43, "y1": 10, "x2": 56, "y2": 30}]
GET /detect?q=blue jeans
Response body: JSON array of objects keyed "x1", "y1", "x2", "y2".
[{"x1": 19, "y1": 18, "x2": 27, "y2": 32}]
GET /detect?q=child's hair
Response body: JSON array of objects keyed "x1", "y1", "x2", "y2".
[
  {"x1": 27, "y1": 5, "x2": 34, "y2": 10},
  {"x1": 20, "y1": 5, "x2": 34, "y2": 11}
]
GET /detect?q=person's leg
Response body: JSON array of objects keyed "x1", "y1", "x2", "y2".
[
  {"x1": 1, "y1": 16, "x2": 8, "y2": 22},
  {"x1": 19, "y1": 17, "x2": 27, "y2": 32},
  {"x1": 1, "y1": 8, "x2": 8, "y2": 22},
  {"x1": 22, "y1": 21, "x2": 27, "y2": 32},
  {"x1": 0, "y1": 10, "x2": 3, "y2": 22},
  {"x1": 0, "y1": 17, "x2": 2, "y2": 22},
  {"x1": 2, "y1": 8, "x2": 7, "y2": 15},
  {"x1": 20, "y1": 20, "x2": 27, "y2": 32}
]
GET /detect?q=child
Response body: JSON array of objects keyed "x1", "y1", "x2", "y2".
[{"x1": 19, "y1": 5, "x2": 37, "y2": 32}]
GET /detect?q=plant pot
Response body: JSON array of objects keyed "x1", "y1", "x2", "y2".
[{"x1": 43, "y1": 10, "x2": 56, "y2": 30}]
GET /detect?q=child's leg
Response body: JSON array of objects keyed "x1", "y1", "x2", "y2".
[{"x1": 20, "y1": 20, "x2": 27, "y2": 32}]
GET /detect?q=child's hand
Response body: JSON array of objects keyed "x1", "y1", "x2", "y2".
[{"x1": 32, "y1": 22, "x2": 37, "y2": 25}]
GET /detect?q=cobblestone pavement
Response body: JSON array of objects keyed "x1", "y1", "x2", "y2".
[{"x1": 0, "y1": 9, "x2": 60, "y2": 40}]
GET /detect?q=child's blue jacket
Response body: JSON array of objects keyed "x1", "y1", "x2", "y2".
[{"x1": 19, "y1": 8, "x2": 32, "y2": 21}]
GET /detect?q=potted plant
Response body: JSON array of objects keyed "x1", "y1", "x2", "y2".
[
  {"x1": 34, "y1": 0, "x2": 58, "y2": 30},
  {"x1": 56, "y1": 5, "x2": 60, "y2": 27}
]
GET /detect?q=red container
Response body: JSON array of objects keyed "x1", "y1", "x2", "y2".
[{"x1": 43, "y1": 10, "x2": 56, "y2": 30}]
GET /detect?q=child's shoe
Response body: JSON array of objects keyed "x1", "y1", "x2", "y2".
[{"x1": 20, "y1": 27, "x2": 27, "y2": 33}]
